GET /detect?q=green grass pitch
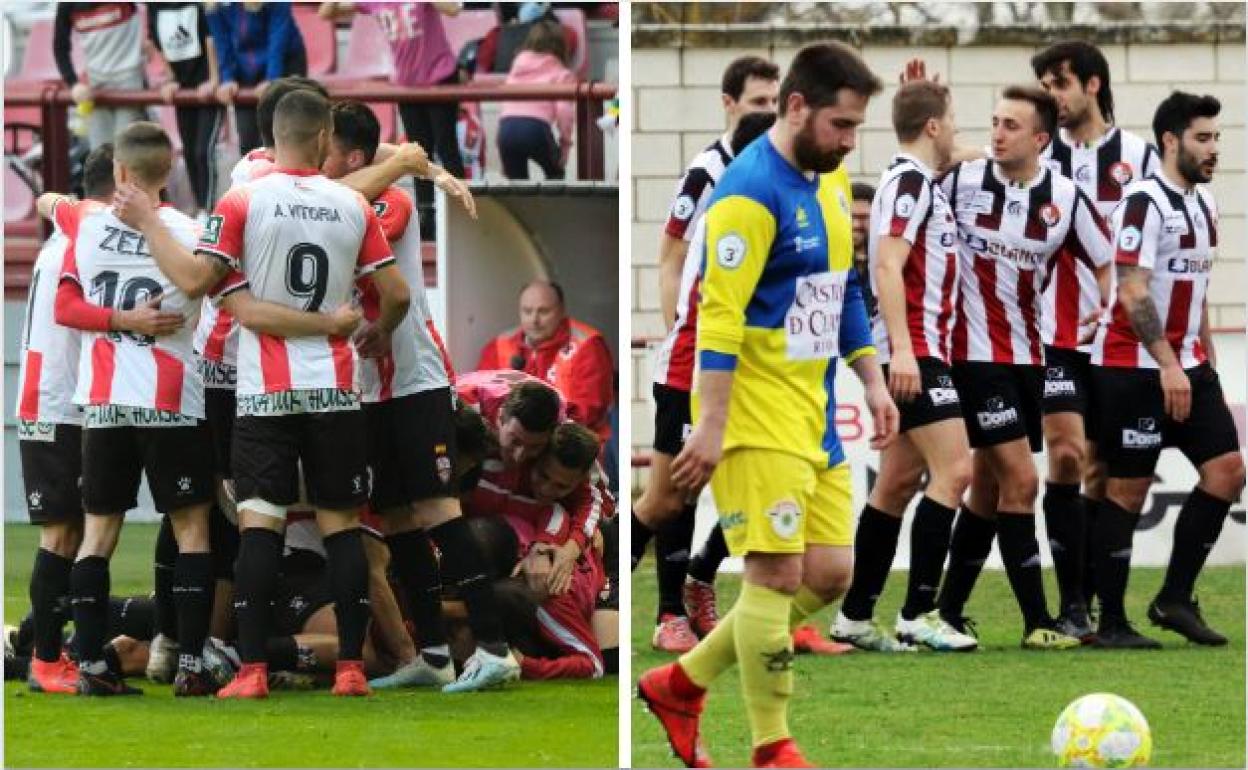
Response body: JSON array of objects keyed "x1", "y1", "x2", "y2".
[
  {"x1": 631, "y1": 556, "x2": 1244, "y2": 768},
  {"x1": 5, "y1": 523, "x2": 618, "y2": 768}
]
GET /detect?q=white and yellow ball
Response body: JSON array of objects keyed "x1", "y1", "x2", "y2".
[{"x1": 1051, "y1": 693, "x2": 1152, "y2": 768}]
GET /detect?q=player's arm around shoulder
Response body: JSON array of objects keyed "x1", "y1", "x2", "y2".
[{"x1": 113, "y1": 183, "x2": 227, "y2": 299}]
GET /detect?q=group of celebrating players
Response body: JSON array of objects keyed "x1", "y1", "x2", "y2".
[
  {"x1": 13, "y1": 76, "x2": 618, "y2": 699},
  {"x1": 635, "y1": 38, "x2": 1242, "y2": 768}
]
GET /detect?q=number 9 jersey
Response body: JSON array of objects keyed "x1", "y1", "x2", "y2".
[{"x1": 199, "y1": 168, "x2": 396, "y2": 397}]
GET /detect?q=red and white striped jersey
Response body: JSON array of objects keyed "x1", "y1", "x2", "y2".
[
  {"x1": 1092, "y1": 174, "x2": 1217, "y2": 370},
  {"x1": 59, "y1": 202, "x2": 205, "y2": 416},
  {"x1": 15, "y1": 203, "x2": 104, "y2": 424},
  {"x1": 1042, "y1": 127, "x2": 1158, "y2": 350},
  {"x1": 455, "y1": 368, "x2": 566, "y2": 428},
  {"x1": 229, "y1": 146, "x2": 276, "y2": 188},
  {"x1": 867, "y1": 153, "x2": 959, "y2": 364},
  {"x1": 942, "y1": 159, "x2": 1111, "y2": 365},
  {"x1": 201, "y1": 168, "x2": 395, "y2": 399},
  {"x1": 465, "y1": 457, "x2": 613, "y2": 553},
  {"x1": 651, "y1": 218, "x2": 704, "y2": 391},
  {"x1": 663, "y1": 136, "x2": 731, "y2": 242},
  {"x1": 358, "y1": 185, "x2": 450, "y2": 402}
]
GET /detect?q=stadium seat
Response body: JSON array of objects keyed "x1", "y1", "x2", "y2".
[
  {"x1": 442, "y1": 9, "x2": 497, "y2": 70},
  {"x1": 292, "y1": 3, "x2": 336, "y2": 77},
  {"x1": 17, "y1": 19, "x2": 83, "y2": 84},
  {"x1": 553, "y1": 9, "x2": 589, "y2": 79},
  {"x1": 322, "y1": 13, "x2": 393, "y2": 83}
]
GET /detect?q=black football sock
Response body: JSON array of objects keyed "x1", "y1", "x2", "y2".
[
  {"x1": 901, "y1": 497, "x2": 957, "y2": 619},
  {"x1": 323, "y1": 529, "x2": 370, "y2": 662},
  {"x1": 1092, "y1": 499, "x2": 1137, "y2": 622},
  {"x1": 264, "y1": 635, "x2": 309, "y2": 671},
  {"x1": 631, "y1": 512, "x2": 653, "y2": 572},
  {"x1": 173, "y1": 552, "x2": 213, "y2": 672},
  {"x1": 430, "y1": 517, "x2": 507, "y2": 656},
  {"x1": 233, "y1": 528, "x2": 282, "y2": 664},
  {"x1": 1043, "y1": 482, "x2": 1086, "y2": 610},
  {"x1": 1080, "y1": 495, "x2": 1101, "y2": 607},
  {"x1": 386, "y1": 529, "x2": 450, "y2": 667},
  {"x1": 937, "y1": 506, "x2": 996, "y2": 620},
  {"x1": 29, "y1": 549, "x2": 72, "y2": 663},
  {"x1": 70, "y1": 555, "x2": 111, "y2": 672},
  {"x1": 655, "y1": 511, "x2": 695, "y2": 620},
  {"x1": 208, "y1": 503, "x2": 240, "y2": 582},
  {"x1": 840, "y1": 505, "x2": 903, "y2": 621},
  {"x1": 153, "y1": 515, "x2": 179, "y2": 640},
  {"x1": 687, "y1": 520, "x2": 728, "y2": 585},
  {"x1": 996, "y1": 512, "x2": 1052, "y2": 631},
  {"x1": 1158, "y1": 487, "x2": 1231, "y2": 604}
]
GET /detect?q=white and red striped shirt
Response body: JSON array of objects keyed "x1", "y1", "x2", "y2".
[
  {"x1": 358, "y1": 185, "x2": 451, "y2": 402},
  {"x1": 868, "y1": 153, "x2": 959, "y2": 364},
  {"x1": 201, "y1": 168, "x2": 395, "y2": 400},
  {"x1": 1092, "y1": 174, "x2": 1217, "y2": 370},
  {"x1": 1042, "y1": 126, "x2": 1158, "y2": 350},
  {"x1": 465, "y1": 457, "x2": 612, "y2": 553},
  {"x1": 663, "y1": 136, "x2": 732, "y2": 242},
  {"x1": 59, "y1": 202, "x2": 204, "y2": 417},
  {"x1": 942, "y1": 159, "x2": 1110, "y2": 365}
]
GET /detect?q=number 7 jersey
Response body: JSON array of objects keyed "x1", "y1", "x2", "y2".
[{"x1": 199, "y1": 168, "x2": 395, "y2": 396}]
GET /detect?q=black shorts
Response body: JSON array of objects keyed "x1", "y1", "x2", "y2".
[
  {"x1": 18, "y1": 423, "x2": 83, "y2": 525},
  {"x1": 652, "y1": 383, "x2": 692, "y2": 456},
  {"x1": 365, "y1": 388, "x2": 457, "y2": 510},
  {"x1": 82, "y1": 423, "x2": 215, "y2": 514},
  {"x1": 597, "y1": 516, "x2": 619, "y2": 611},
  {"x1": 1042, "y1": 346, "x2": 1093, "y2": 418},
  {"x1": 950, "y1": 362, "x2": 1044, "y2": 452},
  {"x1": 1092, "y1": 363, "x2": 1240, "y2": 479},
  {"x1": 232, "y1": 410, "x2": 368, "y2": 509},
  {"x1": 883, "y1": 357, "x2": 963, "y2": 434},
  {"x1": 204, "y1": 388, "x2": 237, "y2": 478},
  {"x1": 273, "y1": 550, "x2": 333, "y2": 636}
]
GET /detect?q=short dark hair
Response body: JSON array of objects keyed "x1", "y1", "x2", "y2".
[
  {"x1": 330, "y1": 101, "x2": 381, "y2": 165},
  {"x1": 721, "y1": 55, "x2": 779, "y2": 101},
  {"x1": 1152, "y1": 91, "x2": 1221, "y2": 151},
  {"x1": 258, "y1": 76, "x2": 330, "y2": 148},
  {"x1": 1001, "y1": 84, "x2": 1058, "y2": 140},
  {"x1": 892, "y1": 80, "x2": 951, "y2": 143},
  {"x1": 82, "y1": 143, "x2": 115, "y2": 199},
  {"x1": 454, "y1": 402, "x2": 497, "y2": 466},
  {"x1": 851, "y1": 182, "x2": 876, "y2": 203},
  {"x1": 501, "y1": 382, "x2": 562, "y2": 433},
  {"x1": 778, "y1": 42, "x2": 882, "y2": 117},
  {"x1": 546, "y1": 423, "x2": 600, "y2": 473},
  {"x1": 114, "y1": 122, "x2": 172, "y2": 185},
  {"x1": 273, "y1": 89, "x2": 331, "y2": 147},
  {"x1": 1031, "y1": 41, "x2": 1115, "y2": 124},
  {"x1": 730, "y1": 111, "x2": 776, "y2": 154}
]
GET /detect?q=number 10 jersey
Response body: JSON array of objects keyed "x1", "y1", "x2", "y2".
[{"x1": 200, "y1": 168, "x2": 396, "y2": 397}]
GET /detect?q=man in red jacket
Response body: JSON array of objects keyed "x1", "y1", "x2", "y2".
[{"x1": 477, "y1": 280, "x2": 614, "y2": 442}]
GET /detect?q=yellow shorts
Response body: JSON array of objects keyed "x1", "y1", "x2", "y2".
[{"x1": 710, "y1": 448, "x2": 853, "y2": 556}]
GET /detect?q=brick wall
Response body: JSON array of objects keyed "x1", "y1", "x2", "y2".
[{"x1": 630, "y1": 26, "x2": 1247, "y2": 476}]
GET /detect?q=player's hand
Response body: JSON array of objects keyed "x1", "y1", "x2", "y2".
[
  {"x1": 159, "y1": 81, "x2": 179, "y2": 104},
  {"x1": 352, "y1": 321, "x2": 393, "y2": 358},
  {"x1": 254, "y1": 80, "x2": 270, "y2": 100},
  {"x1": 888, "y1": 348, "x2": 922, "y2": 403},
  {"x1": 865, "y1": 380, "x2": 900, "y2": 450},
  {"x1": 899, "y1": 58, "x2": 939, "y2": 85},
  {"x1": 326, "y1": 302, "x2": 363, "y2": 337},
  {"x1": 395, "y1": 142, "x2": 431, "y2": 177},
  {"x1": 1159, "y1": 363, "x2": 1191, "y2": 422},
  {"x1": 671, "y1": 421, "x2": 723, "y2": 493},
  {"x1": 197, "y1": 78, "x2": 219, "y2": 100},
  {"x1": 215, "y1": 81, "x2": 239, "y2": 105},
  {"x1": 111, "y1": 183, "x2": 158, "y2": 231},
  {"x1": 547, "y1": 540, "x2": 580, "y2": 596},
  {"x1": 434, "y1": 171, "x2": 477, "y2": 219},
  {"x1": 114, "y1": 295, "x2": 185, "y2": 337},
  {"x1": 1077, "y1": 307, "x2": 1107, "y2": 345},
  {"x1": 70, "y1": 83, "x2": 93, "y2": 105}
]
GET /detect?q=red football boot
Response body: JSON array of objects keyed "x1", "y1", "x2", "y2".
[
  {"x1": 637, "y1": 663, "x2": 713, "y2": 768},
  {"x1": 216, "y1": 662, "x2": 269, "y2": 699},
  {"x1": 752, "y1": 738, "x2": 814, "y2": 768},
  {"x1": 652, "y1": 613, "x2": 699, "y2": 653},
  {"x1": 28, "y1": 655, "x2": 78, "y2": 694},
  {"x1": 792, "y1": 624, "x2": 854, "y2": 656},
  {"x1": 332, "y1": 660, "x2": 371, "y2": 696},
  {"x1": 683, "y1": 579, "x2": 720, "y2": 638}
]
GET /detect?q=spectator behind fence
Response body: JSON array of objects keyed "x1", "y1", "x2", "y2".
[
  {"x1": 477, "y1": 280, "x2": 614, "y2": 443},
  {"x1": 207, "y1": 1, "x2": 307, "y2": 154},
  {"x1": 497, "y1": 21, "x2": 575, "y2": 181},
  {"x1": 54, "y1": 2, "x2": 149, "y2": 151},
  {"x1": 321, "y1": 2, "x2": 467, "y2": 238},
  {"x1": 148, "y1": 2, "x2": 224, "y2": 219},
  {"x1": 477, "y1": 2, "x2": 577, "y2": 76}
]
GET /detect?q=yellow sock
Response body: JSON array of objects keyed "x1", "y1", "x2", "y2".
[
  {"x1": 734, "y1": 581, "x2": 795, "y2": 748},
  {"x1": 789, "y1": 585, "x2": 827, "y2": 630},
  {"x1": 678, "y1": 606, "x2": 737, "y2": 689}
]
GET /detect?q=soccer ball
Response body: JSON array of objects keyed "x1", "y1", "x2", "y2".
[{"x1": 1051, "y1": 693, "x2": 1152, "y2": 768}]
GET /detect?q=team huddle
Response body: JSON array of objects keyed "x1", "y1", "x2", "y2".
[
  {"x1": 636, "y1": 40, "x2": 1242, "y2": 768},
  {"x1": 13, "y1": 76, "x2": 618, "y2": 699}
]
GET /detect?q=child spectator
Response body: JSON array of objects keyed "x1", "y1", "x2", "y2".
[
  {"x1": 54, "y1": 2, "x2": 149, "y2": 150},
  {"x1": 497, "y1": 21, "x2": 575, "y2": 181}
]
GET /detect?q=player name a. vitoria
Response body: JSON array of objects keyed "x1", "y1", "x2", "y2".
[{"x1": 271, "y1": 204, "x2": 344, "y2": 222}]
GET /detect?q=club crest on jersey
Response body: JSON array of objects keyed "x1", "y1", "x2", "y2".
[
  {"x1": 894, "y1": 193, "x2": 916, "y2": 218},
  {"x1": 1075, "y1": 164, "x2": 1093, "y2": 183},
  {"x1": 767, "y1": 499, "x2": 802, "y2": 540},
  {"x1": 796, "y1": 205, "x2": 810, "y2": 228},
  {"x1": 672, "y1": 195, "x2": 695, "y2": 221},
  {"x1": 716, "y1": 233, "x2": 747, "y2": 269},
  {"x1": 1118, "y1": 225, "x2": 1142, "y2": 252},
  {"x1": 1038, "y1": 203, "x2": 1061, "y2": 227},
  {"x1": 202, "y1": 215, "x2": 223, "y2": 245},
  {"x1": 1109, "y1": 161, "x2": 1134, "y2": 185}
]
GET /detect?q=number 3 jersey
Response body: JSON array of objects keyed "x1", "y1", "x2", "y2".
[
  {"x1": 57, "y1": 201, "x2": 205, "y2": 417},
  {"x1": 200, "y1": 168, "x2": 395, "y2": 397},
  {"x1": 696, "y1": 137, "x2": 873, "y2": 469}
]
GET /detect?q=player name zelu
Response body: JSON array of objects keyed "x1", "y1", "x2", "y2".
[
  {"x1": 271, "y1": 203, "x2": 344, "y2": 222},
  {"x1": 99, "y1": 225, "x2": 153, "y2": 257}
]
